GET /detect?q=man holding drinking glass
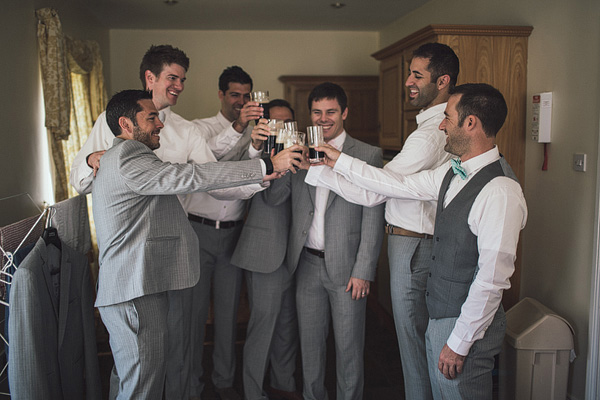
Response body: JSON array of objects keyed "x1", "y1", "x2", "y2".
[
  {"x1": 188, "y1": 66, "x2": 264, "y2": 400},
  {"x1": 232, "y1": 100, "x2": 304, "y2": 400},
  {"x1": 264, "y1": 83, "x2": 384, "y2": 400}
]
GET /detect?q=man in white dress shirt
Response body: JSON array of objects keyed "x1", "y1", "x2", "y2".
[
  {"x1": 373, "y1": 43, "x2": 458, "y2": 399},
  {"x1": 307, "y1": 83, "x2": 527, "y2": 399},
  {"x1": 187, "y1": 66, "x2": 262, "y2": 400},
  {"x1": 70, "y1": 46, "x2": 242, "y2": 195}
]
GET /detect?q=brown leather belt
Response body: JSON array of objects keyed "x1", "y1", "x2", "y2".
[
  {"x1": 385, "y1": 224, "x2": 432, "y2": 239},
  {"x1": 304, "y1": 247, "x2": 325, "y2": 258},
  {"x1": 188, "y1": 214, "x2": 243, "y2": 230}
]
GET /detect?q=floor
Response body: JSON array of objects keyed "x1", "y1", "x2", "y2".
[{"x1": 97, "y1": 296, "x2": 406, "y2": 400}]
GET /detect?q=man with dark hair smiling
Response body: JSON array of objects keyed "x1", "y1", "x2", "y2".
[
  {"x1": 93, "y1": 89, "x2": 300, "y2": 400},
  {"x1": 308, "y1": 83, "x2": 527, "y2": 399},
  {"x1": 185, "y1": 66, "x2": 264, "y2": 400},
  {"x1": 265, "y1": 83, "x2": 384, "y2": 400},
  {"x1": 305, "y1": 43, "x2": 459, "y2": 399}
]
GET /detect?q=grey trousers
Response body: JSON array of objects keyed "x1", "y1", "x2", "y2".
[
  {"x1": 426, "y1": 307, "x2": 506, "y2": 400},
  {"x1": 388, "y1": 234, "x2": 433, "y2": 400},
  {"x1": 189, "y1": 220, "x2": 244, "y2": 396},
  {"x1": 243, "y1": 263, "x2": 298, "y2": 400},
  {"x1": 296, "y1": 249, "x2": 366, "y2": 400},
  {"x1": 99, "y1": 292, "x2": 169, "y2": 400},
  {"x1": 106, "y1": 288, "x2": 193, "y2": 400}
]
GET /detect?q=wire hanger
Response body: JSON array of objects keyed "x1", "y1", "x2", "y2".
[
  {"x1": 0, "y1": 205, "x2": 49, "y2": 307},
  {"x1": 42, "y1": 206, "x2": 61, "y2": 251}
]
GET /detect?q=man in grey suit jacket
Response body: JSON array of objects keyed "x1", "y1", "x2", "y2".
[
  {"x1": 92, "y1": 90, "x2": 301, "y2": 399},
  {"x1": 231, "y1": 100, "x2": 302, "y2": 400},
  {"x1": 265, "y1": 83, "x2": 385, "y2": 400}
]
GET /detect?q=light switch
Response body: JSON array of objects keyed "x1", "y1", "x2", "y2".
[{"x1": 573, "y1": 153, "x2": 586, "y2": 172}]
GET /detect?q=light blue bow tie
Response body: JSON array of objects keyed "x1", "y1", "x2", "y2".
[{"x1": 450, "y1": 158, "x2": 468, "y2": 180}]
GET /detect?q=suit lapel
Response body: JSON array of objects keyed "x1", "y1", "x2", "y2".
[
  {"x1": 301, "y1": 169, "x2": 317, "y2": 207},
  {"x1": 39, "y1": 240, "x2": 60, "y2": 322},
  {"x1": 325, "y1": 135, "x2": 356, "y2": 211},
  {"x1": 58, "y1": 243, "x2": 72, "y2": 349}
]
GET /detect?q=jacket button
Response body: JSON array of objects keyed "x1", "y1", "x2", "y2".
[
  {"x1": 309, "y1": 211, "x2": 314, "y2": 216},
  {"x1": 426, "y1": 291, "x2": 429, "y2": 296},
  {"x1": 302, "y1": 231, "x2": 307, "y2": 235},
  {"x1": 431, "y1": 255, "x2": 435, "y2": 260},
  {"x1": 429, "y1": 273, "x2": 432, "y2": 277},
  {"x1": 436, "y1": 237, "x2": 440, "y2": 241}
]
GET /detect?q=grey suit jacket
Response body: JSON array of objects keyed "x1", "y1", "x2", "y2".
[
  {"x1": 8, "y1": 237, "x2": 102, "y2": 400},
  {"x1": 92, "y1": 138, "x2": 264, "y2": 307},
  {"x1": 266, "y1": 135, "x2": 385, "y2": 285},
  {"x1": 231, "y1": 189, "x2": 291, "y2": 273}
]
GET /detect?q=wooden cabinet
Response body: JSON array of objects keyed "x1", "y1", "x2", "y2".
[
  {"x1": 279, "y1": 75, "x2": 379, "y2": 146},
  {"x1": 372, "y1": 25, "x2": 533, "y2": 309}
]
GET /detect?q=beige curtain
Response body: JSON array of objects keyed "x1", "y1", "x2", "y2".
[
  {"x1": 36, "y1": 8, "x2": 107, "y2": 277},
  {"x1": 36, "y1": 8, "x2": 71, "y2": 201},
  {"x1": 35, "y1": 8, "x2": 107, "y2": 202}
]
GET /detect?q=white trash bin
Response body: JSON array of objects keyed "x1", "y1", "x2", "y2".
[{"x1": 499, "y1": 297, "x2": 575, "y2": 400}]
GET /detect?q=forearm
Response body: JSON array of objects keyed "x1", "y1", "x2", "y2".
[
  {"x1": 207, "y1": 182, "x2": 267, "y2": 200},
  {"x1": 334, "y1": 153, "x2": 440, "y2": 202},
  {"x1": 305, "y1": 165, "x2": 388, "y2": 207},
  {"x1": 207, "y1": 124, "x2": 245, "y2": 160}
]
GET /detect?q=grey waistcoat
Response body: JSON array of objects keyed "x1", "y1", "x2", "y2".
[{"x1": 426, "y1": 158, "x2": 518, "y2": 319}]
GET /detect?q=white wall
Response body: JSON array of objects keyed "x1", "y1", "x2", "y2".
[
  {"x1": 109, "y1": 30, "x2": 379, "y2": 120},
  {"x1": 380, "y1": 0, "x2": 600, "y2": 398}
]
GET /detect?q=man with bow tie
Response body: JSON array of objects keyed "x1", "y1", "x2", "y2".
[{"x1": 305, "y1": 83, "x2": 527, "y2": 399}]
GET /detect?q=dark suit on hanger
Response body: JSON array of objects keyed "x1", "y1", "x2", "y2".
[{"x1": 8, "y1": 237, "x2": 102, "y2": 399}]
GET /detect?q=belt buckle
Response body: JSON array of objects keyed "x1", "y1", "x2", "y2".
[{"x1": 215, "y1": 220, "x2": 220, "y2": 230}]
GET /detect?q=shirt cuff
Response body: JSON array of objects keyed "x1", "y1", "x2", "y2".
[
  {"x1": 333, "y1": 152, "x2": 353, "y2": 175},
  {"x1": 259, "y1": 159, "x2": 266, "y2": 176},
  {"x1": 248, "y1": 143, "x2": 262, "y2": 159},
  {"x1": 304, "y1": 165, "x2": 325, "y2": 186},
  {"x1": 446, "y1": 331, "x2": 473, "y2": 356}
]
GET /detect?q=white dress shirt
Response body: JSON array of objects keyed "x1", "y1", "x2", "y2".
[
  {"x1": 183, "y1": 112, "x2": 262, "y2": 222},
  {"x1": 306, "y1": 103, "x2": 450, "y2": 234},
  {"x1": 304, "y1": 131, "x2": 347, "y2": 251},
  {"x1": 311, "y1": 146, "x2": 527, "y2": 356},
  {"x1": 192, "y1": 111, "x2": 250, "y2": 160},
  {"x1": 69, "y1": 108, "x2": 244, "y2": 195}
]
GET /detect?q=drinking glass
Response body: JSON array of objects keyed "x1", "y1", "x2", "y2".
[
  {"x1": 265, "y1": 119, "x2": 283, "y2": 155},
  {"x1": 307, "y1": 125, "x2": 325, "y2": 163},
  {"x1": 250, "y1": 91, "x2": 270, "y2": 122}
]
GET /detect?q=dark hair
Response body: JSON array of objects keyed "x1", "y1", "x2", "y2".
[
  {"x1": 218, "y1": 66, "x2": 253, "y2": 93},
  {"x1": 451, "y1": 83, "x2": 507, "y2": 137},
  {"x1": 106, "y1": 90, "x2": 153, "y2": 136},
  {"x1": 307, "y1": 82, "x2": 347, "y2": 112},
  {"x1": 139, "y1": 45, "x2": 190, "y2": 89},
  {"x1": 264, "y1": 99, "x2": 295, "y2": 120},
  {"x1": 413, "y1": 43, "x2": 460, "y2": 88}
]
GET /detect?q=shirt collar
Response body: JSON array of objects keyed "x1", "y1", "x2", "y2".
[
  {"x1": 460, "y1": 146, "x2": 501, "y2": 177},
  {"x1": 216, "y1": 110, "x2": 231, "y2": 125},
  {"x1": 327, "y1": 130, "x2": 347, "y2": 151},
  {"x1": 416, "y1": 102, "x2": 447, "y2": 125},
  {"x1": 159, "y1": 107, "x2": 171, "y2": 123}
]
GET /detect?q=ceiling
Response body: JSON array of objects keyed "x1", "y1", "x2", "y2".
[{"x1": 82, "y1": 0, "x2": 430, "y2": 31}]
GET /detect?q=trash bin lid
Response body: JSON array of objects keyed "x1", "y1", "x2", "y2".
[{"x1": 505, "y1": 297, "x2": 574, "y2": 350}]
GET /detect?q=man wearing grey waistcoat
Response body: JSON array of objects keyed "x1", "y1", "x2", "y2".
[{"x1": 307, "y1": 83, "x2": 527, "y2": 400}]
